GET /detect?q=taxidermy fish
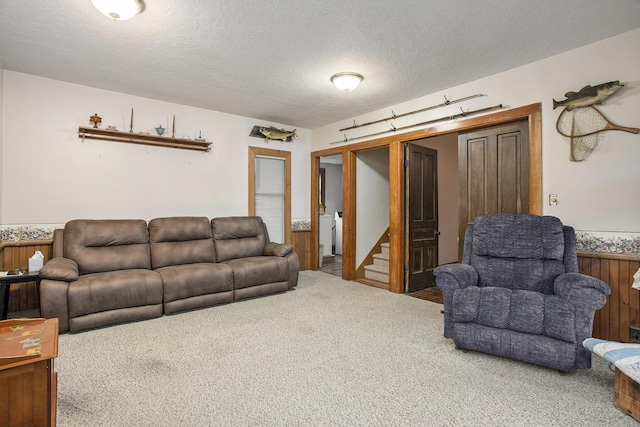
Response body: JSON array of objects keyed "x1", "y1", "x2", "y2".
[
  {"x1": 259, "y1": 126, "x2": 297, "y2": 142},
  {"x1": 553, "y1": 80, "x2": 623, "y2": 110}
]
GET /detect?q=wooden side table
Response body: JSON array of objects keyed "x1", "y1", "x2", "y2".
[
  {"x1": 0, "y1": 271, "x2": 41, "y2": 319},
  {"x1": 0, "y1": 318, "x2": 58, "y2": 427}
]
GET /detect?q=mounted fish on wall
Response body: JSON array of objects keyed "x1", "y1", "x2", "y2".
[
  {"x1": 249, "y1": 125, "x2": 297, "y2": 143},
  {"x1": 553, "y1": 80, "x2": 623, "y2": 110},
  {"x1": 553, "y1": 80, "x2": 639, "y2": 161}
]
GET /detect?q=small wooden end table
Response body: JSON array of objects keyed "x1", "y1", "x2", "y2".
[
  {"x1": 0, "y1": 270, "x2": 41, "y2": 320},
  {"x1": 0, "y1": 317, "x2": 59, "y2": 427}
]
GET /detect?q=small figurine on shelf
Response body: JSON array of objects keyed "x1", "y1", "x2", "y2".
[
  {"x1": 195, "y1": 131, "x2": 205, "y2": 141},
  {"x1": 90, "y1": 113, "x2": 102, "y2": 128},
  {"x1": 155, "y1": 125, "x2": 165, "y2": 136}
]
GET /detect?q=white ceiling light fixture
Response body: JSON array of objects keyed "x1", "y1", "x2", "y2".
[
  {"x1": 91, "y1": 0, "x2": 144, "y2": 21},
  {"x1": 330, "y1": 72, "x2": 364, "y2": 92}
]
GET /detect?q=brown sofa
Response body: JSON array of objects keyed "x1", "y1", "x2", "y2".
[{"x1": 39, "y1": 216, "x2": 299, "y2": 332}]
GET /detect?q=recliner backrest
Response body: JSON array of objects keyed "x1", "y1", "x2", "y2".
[
  {"x1": 212, "y1": 216, "x2": 268, "y2": 262},
  {"x1": 149, "y1": 216, "x2": 216, "y2": 268},
  {"x1": 465, "y1": 214, "x2": 570, "y2": 294},
  {"x1": 63, "y1": 219, "x2": 151, "y2": 275}
]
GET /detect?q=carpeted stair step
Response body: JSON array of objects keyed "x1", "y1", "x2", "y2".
[
  {"x1": 364, "y1": 263, "x2": 389, "y2": 283},
  {"x1": 372, "y1": 252, "x2": 389, "y2": 269},
  {"x1": 381, "y1": 242, "x2": 389, "y2": 255}
]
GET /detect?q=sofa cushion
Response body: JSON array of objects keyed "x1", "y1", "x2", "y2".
[
  {"x1": 212, "y1": 217, "x2": 268, "y2": 262},
  {"x1": 64, "y1": 219, "x2": 151, "y2": 275},
  {"x1": 452, "y1": 286, "x2": 576, "y2": 343},
  {"x1": 469, "y1": 215, "x2": 567, "y2": 294},
  {"x1": 473, "y1": 214, "x2": 565, "y2": 260},
  {"x1": 68, "y1": 269, "x2": 163, "y2": 318},
  {"x1": 156, "y1": 262, "x2": 233, "y2": 303},
  {"x1": 223, "y1": 256, "x2": 289, "y2": 289},
  {"x1": 149, "y1": 217, "x2": 216, "y2": 268}
]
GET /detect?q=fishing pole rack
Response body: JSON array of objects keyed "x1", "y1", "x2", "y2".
[{"x1": 330, "y1": 94, "x2": 503, "y2": 144}]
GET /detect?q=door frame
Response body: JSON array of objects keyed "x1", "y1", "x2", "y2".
[{"x1": 310, "y1": 102, "x2": 542, "y2": 292}]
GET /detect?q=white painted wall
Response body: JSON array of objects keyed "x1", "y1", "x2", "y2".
[
  {"x1": 312, "y1": 28, "x2": 640, "y2": 234},
  {"x1": 1, "y1": 71, "x2": 310, "y2": 225},
  {"x1": 319, "y1": 161, "x2": 342, "y2": 250},
  {"x1": 319, "y1": 162, "x2": 342, "y2": 218},
  {"x1": 356, "y1": 148, "x2": 389, "y2": 267},
  {"x1": 0, "y1": 63, "x2": 4, "y2": 225}
]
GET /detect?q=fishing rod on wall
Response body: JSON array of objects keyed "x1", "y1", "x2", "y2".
[
  {"x1": 329, "y1": 104, "x2": 503, "y2": 145},
  {"x1": 338, "y1": 93, "x2": 485, "y2": 132}
]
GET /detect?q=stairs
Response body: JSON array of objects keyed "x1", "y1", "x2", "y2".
[{"x1": 363, "y1": 242, "x2": 389, "y2": 284}]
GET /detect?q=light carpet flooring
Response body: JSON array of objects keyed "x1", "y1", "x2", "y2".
[{"x1": 55, "y1": 271, "x2": 634, "y2": 426}]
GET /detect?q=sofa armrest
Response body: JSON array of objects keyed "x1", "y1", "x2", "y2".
[
  {"x1": 263, "y1": 242, "x2": 293, "y2": 257},
  {"x1": 433, "y1": 263, "x2": 478, "y2": 339},
  {"x1": 285, "y1": 251, "x2": 299, "y2": 289},
  {"x1": 554, "y1": 272, "x2": 611, "y2": 311},
  {"x1": 40, "y1": 279, "x2": 70, "y2": 333},
  {"x1": 39, "y1": 258, "x2": 79, "y2": 282},
  {"x1": 433, "y1": 263, "x2": 478, "y2": 291}
]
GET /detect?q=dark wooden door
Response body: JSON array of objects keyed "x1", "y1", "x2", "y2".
[
  {"x1": 405, "y1": 144, "x2": 438, "y2": 292},
  {"x1": 458, "y1": 120, "x2": 529, "y2": 258}
]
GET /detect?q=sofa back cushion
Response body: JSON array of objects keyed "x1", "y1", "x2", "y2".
[
  {"x1": 149, "y1": 216, "x2": 216, "y2": 268},
  {"x1": 212, "y1": 216, "x2": 268, "y2": 262},
  {"x1": 467, "y1": 214, "x2": 567, "y2": 294},
  {"x1": 64, "y1": 219, "x2": 151, "y2": 275}
]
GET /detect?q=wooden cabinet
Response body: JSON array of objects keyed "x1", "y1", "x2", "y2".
[
  {"x1": 292, "y1": 229, "x2": 311, "y2": 270},
  {"x1": 579, "y1": 252, "x2": 640, "y2": 342},
  {"x1": 0, "y1": 318, "x2": 58, "y2": 427}
]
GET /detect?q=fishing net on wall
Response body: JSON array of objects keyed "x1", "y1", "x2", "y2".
[
  {"x1": 556, "y1": 107, "x2": 603, "y2": 162},
  {"x1": 556, "y1": 106, "x2": 638, "y2": 162}
]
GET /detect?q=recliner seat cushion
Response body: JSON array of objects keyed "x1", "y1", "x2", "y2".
[
  {"x1": 223, "y1": 256, "x2": 289, "y2": 289},
  {"x1": 452, "y1": 286, "x2": 576, "y2": 343},
  {"x1": 64, "y1": 219, "x2": 151, "y2": 275},
  {"x1": 156, "y1": 263, "x2": 233, "y2": 303},
  {"x1": 68, "y1": 269, "x2": 163, "y2": 318}
]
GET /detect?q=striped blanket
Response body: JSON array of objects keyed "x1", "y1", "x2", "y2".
[{"x1": 584, "y1": 338, "x2": 640, "y2": 383}]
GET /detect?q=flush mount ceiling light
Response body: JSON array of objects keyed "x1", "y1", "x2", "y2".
[
  {"x1": 91, "y1": 0, "x2": 144, "y2": 21},
  {"x1": 330, "y1": 72, "x2": 364, "y2": 92}
]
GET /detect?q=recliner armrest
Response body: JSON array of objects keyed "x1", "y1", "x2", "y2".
[
  {"x1": 39, "y1": 257, "x2": 79, "y2": 282},
  {"x1": 263, "y1": 242, "x2": 293, "y2": 257},
  {"x1": 433, "y1": 263, "x2": 478, "y2": 291},
  {"x1": 554, "y1": 272, "x2": 611, "y2": 311}
]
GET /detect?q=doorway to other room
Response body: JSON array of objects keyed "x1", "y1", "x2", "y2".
[{"x1": 319, "y1": 154, "x2": 343, "y2": 277}]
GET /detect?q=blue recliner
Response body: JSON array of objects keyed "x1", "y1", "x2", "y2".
[{"x1": 434, "y1": 214, "x2": 610, "y2": 371}]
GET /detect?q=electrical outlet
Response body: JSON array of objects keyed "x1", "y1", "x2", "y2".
[
  {"x1": 630, "y1": 327, "x2": 640, "y2": 343},
  {"x1": 549, "y1": 194, "x2": 558, "y2": 206}
]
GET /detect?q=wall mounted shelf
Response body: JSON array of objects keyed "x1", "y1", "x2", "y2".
[{"x1": 78, "y1": 126, "x2": 211, "y2": 152}]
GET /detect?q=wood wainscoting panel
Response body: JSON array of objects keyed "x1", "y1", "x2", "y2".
[
  {"x1": 579, "y1": 252, "x2": 640, "y2": 342},
  {"x1": 1, "y1": 240, "x2": 53, "y2": 313},
  {"x1": 291, "y1": 230, "x2": 311, "y2": 271}
]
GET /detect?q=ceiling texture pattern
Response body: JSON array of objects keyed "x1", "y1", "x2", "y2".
[{"x1": 1, "y1": 1, "x2": 639, "y2": 129}]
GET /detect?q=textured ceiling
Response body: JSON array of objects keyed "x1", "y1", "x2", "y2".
[{"x1": 1, "y1": 1, "x2": 639, "y2": 129}]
